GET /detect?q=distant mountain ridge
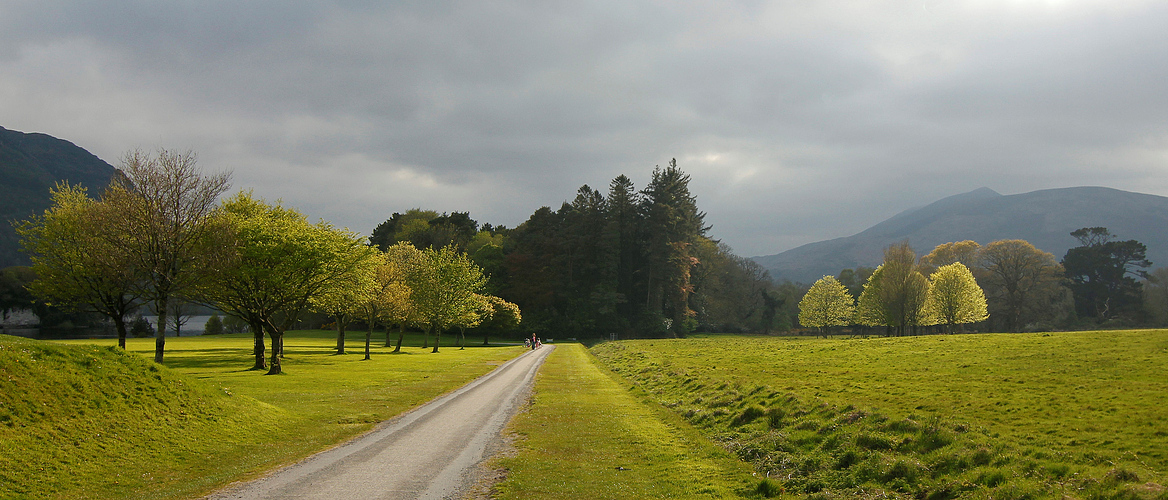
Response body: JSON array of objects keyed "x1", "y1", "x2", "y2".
[
  {"x1": 752, "y1": 186, "x2": 1168, "y2": 284},
  {"x1": 0, "y1": 126, "x2": 119, "y2": 268}
]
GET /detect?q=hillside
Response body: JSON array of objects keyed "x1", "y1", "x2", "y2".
[
  {"x1": 0, "y1": 334, "x2": 285, "y2": 499},
  {"x1": 0, "y1": 126, "x2": 118, "y2": 268},
  {"x1": 753, "y1": 186, "x2": 1168, "y2": 283}
]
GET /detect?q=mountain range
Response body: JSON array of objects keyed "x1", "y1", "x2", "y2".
[
  {"x1": 0, "y1": 126, "x2": 118, "y2": 268},
  {"x1": 752, "y1": 186, "x2": 1168, "y2": 284}
]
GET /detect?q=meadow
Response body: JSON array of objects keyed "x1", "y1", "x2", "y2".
[
  {"x1": 591, "y1": 330, "x2": 1168, "y2": 499},
  {"x1": 1, "y1": 330, "x2": 525, "y2": 499},
  {"x1": 492, "y1": 343, "x2": 758, "y2": 499}
]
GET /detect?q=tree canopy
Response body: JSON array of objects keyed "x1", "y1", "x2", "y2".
[
  {"x1": 924, "y1": 262, "x2": 989, "y2": 333},
  {"x1": 798, "y1": 276, "x2": 855, "y2": 332}
]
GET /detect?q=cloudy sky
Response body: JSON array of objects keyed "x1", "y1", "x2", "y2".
[{"x1": 2, "y1": 0, "x2": 1166, "y2": 257}]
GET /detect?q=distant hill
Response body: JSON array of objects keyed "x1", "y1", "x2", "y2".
[
  {"x1": 752, "y1": 186, "x2": 1168, "y2": 284},
  {"x1": 0, "y1": 126, "x2": 118, "y2": 268}
]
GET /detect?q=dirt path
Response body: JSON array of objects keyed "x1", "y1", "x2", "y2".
[{"x1": 206, "y1": 345, "x2": 554, "y2": 500}]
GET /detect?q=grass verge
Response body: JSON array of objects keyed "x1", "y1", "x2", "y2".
[
  {"x1": 591, "y1": 331, "x2": 1168, "y2": 499},
  {"x1": 2, "y1": 330, "x2": 525, "y2": 499},
  {"x1": 492, "y1": 343, "x2": 760, "y2": 499}
]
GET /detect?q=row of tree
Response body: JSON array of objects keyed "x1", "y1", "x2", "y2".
[
  {"x1": 369, "y1": 160, "x2": 779, "y2": 338},
  {"x1": 17, "y1": 149, "x2": 520, "y2": 372},
  {"x1": 799, "y1": 242, "x2": 989, "y2": 335},
  {"x1": 807, "y1": 228, "x2": 1156, "y2": 334}
]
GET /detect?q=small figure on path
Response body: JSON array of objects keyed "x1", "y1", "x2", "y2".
[{"x1": 531, "y1": 333, "x2": 537, "y2": 350}]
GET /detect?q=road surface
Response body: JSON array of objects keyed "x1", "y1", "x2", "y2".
[{"x1": 207, "y1": 345, "x2": 554, "y2": 500}]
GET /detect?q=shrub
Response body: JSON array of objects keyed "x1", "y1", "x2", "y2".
[
  {"x1": 129, "y1": 316, "x2": 154, "y2": 338},
  {"x1": 203, "y1": 314, "x2": 224, "y2": 335}
]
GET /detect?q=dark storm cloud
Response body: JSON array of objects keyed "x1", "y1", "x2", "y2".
[{"x1": 1, "y1": 1, "x2": 1166, "y2": 256}]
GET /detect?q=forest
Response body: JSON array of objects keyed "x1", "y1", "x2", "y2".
[{"x1": 369, "y1": 159, "x2": 789, "y2": 338}]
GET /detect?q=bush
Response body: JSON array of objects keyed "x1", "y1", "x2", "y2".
[
  {"x1": 203, "y1": 314, "x2": 224, "y2": 335},
  {"x1": 129, "y1": 316, "x2": 154, "y2": 338}
]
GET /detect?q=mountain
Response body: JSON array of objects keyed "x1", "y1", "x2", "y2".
[
  {"x1": 0, "y1": 126, "x2": 119, "y2": 268},
  {"x1": 752, "y1": 186, "x2": 1168, "y2": 284}
]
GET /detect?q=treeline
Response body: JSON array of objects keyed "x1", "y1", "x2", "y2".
[
  {"x1": 805, "y1": 229, "x2": 1160, "y2": 334},
  {"x1": 370, "y1": 160, "x2": 787, "y2": 338},
  {"x1": 14, "y1": 149, "x2": 519, "y2": 373}
]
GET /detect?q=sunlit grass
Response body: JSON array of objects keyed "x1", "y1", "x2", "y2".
[
  {"x1": 3, "y1": 330, "x2": 525, "y2": 499},
  {"x1": 493, "y1": 343, "x2": 760, "y2": 499},
  {"x1": 591, "y1": 330, "x2": 1168, "y2": 499}
]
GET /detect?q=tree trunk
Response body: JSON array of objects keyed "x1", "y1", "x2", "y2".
[
  {"x1": 423, "y1": 328, "x2": 429, "y2": 349},
  {"x1": 155, "y1": 298, "x2": 168, "y2": 364},
  {"x1": 265, "y1": 322, "x2": 283, "y2": 375},
  {"x1": 365, "y1": 322, "x2": 373, "y2": 360},
  {"x1": 459, "y1": 328, "x2": 465, "y2": 350},
  {"x1": 336, "y1": 318, "x2": 346, "y2": 354},
  {"x1": 385, "y1": 324, "x2": 393, "y2": 347},
  {"x1": 250, "y1": 320, "x2": 266, "y2": 370},
  {"x1": 114, "y1": 316, "x2": 127, "y2": 349},
  {"x1": 432, "y1": 327, "x2": 441, "y2": 353},
  {"x1": 394, "y1": 324, "x2": 405, "y2": 353}
]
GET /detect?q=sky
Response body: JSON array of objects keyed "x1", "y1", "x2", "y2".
[{"x1": 2, "y1": 0, "x2": 1167, "y2": 258}]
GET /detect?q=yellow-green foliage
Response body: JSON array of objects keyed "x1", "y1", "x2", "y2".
[
  {"x1": 926, "y1": 262, "x2": 989, "y2": 329},
  {"x1": 799, "y1": 275, "x2": 855, "y2": 329},
  {"x1": 592, "y1": 331, "x2": 1168, "y2": 499},
  {"x1": 494, "y1": 344, "x2": 757, "y2": 499}
]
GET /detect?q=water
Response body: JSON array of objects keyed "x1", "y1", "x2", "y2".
[{"x1": 1, "y1": 315, "x2": 220, "y2": 340}]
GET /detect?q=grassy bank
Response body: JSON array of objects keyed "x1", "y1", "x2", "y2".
[
  {"x1": 3, "y1": 331, "x2": 525, "y2": 499},
  {"x1": 591, "y1": 331, "x2": 1168, "y2": 499},
  {"x1": 493, "y1": 343, "x2": 759, "y2": 499}
]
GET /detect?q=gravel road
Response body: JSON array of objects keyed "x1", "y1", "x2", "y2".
[{"x1": 206, "y1": 345, "x2": 554, "y2": 500}]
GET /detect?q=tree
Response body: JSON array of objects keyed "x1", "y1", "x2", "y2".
[
  {"x1": 919, "y1": 241, "x2": 981, "y2": 276},
  {"x1": 97, "y1": 149, "x2": 231, "y2": 363},
  {"x1": 203, "y1": 313, "x2": 224, "y2": 335},
  {"x1": 1143, "y1": 268, "x2": 1168, "y2": 326},
  {"x1": 976, "y1": 239, "x2": 1066, "y2": 332},
  {"x1": 381, "y1": 242, "x2": 423, "y2": 353},
  {"x1": 924, "y1": 263, "x2": 989, "y2": 333},
  {"x1": 798, "y1": 276, "x2": 855, "y2": 335},
  {"x1": 202, "y1": 192, "x2": 376, "y2": 373},
  {"x1": 640, "y1": 159, "x2": 707, "y2": 336},
  {"x1": 407, "y1": 246, "x2": 487, "y2": 353},
  {"x1": 877, "y1": 242, "x2": 930, "y2": 336},
  {"x1": 478, "y1": 295, "x2": 521, "y2": 345},
  {"x1": 854, "y1": 265, "x2": 889, "y2": 331},
  {"x1": 15, "y1": 183, "x2": 142, "y2": 347},
  {"x1": 837, "y1": 267, "x2": 875, "y2": 301},
  {"x1": 311, "y1": 252, "x2": 377, "y2": 356},
  {"x1": 454, "y1": 294, "x2": 493, "y2": 349},
  {"x1": 1062, "y1": 227, "x2": 1151, "y2": 321}
]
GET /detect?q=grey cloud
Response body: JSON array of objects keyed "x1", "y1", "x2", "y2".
[{"x1": 2, "y1": 1, "x2": 1167, "y2": 257}]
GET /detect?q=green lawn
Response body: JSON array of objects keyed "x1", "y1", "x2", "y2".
[
  {"x1": 493, "y1": 343, "x2": 762, "y2": 499},
  {"x1": 4, "y1": 330, "x2": 525, "y2": 499},
  {"x1": 591, "y1": 330, "x2": 1168, "y2": 499}
]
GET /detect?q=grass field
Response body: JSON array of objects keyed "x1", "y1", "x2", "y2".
[
  {"x1": 2, "y1": 330, "x2": 525, "y2": 499},
  {"x1": 592, "y1": 330, "x2": 1168, "y2": 499},
  {"x1": 493, "y1": 343, "x2": 761, "y2": 499}
]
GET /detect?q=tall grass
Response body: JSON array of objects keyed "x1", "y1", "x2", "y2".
[{"x1": 592, "y1": 330, "x2": 1168, "y2": 499}]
